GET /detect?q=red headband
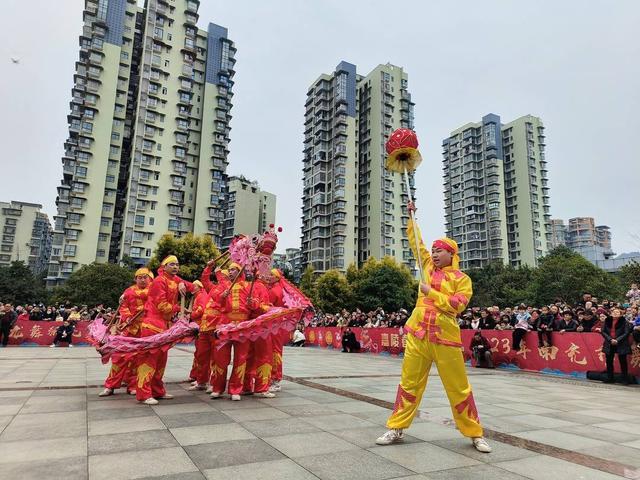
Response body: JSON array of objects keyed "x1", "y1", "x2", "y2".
[{"x1": 432, "y1": 239, "x2": 456, "y2": 255}]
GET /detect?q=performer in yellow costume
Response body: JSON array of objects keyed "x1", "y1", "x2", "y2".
[{"x1": 376, "y1": 201, "x2": 491, "y2": 453}]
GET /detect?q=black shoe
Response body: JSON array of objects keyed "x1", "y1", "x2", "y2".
[{"x1": 603, "y1": 379, "x2": 614, "y2": 384}]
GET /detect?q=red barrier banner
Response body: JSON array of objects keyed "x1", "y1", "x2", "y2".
[
  {"x1": 305, "y1": 327, "x2": 640, "y2": 377},
  {"x1": 7, "y1": 320, "x2": 92, "y2": 346}
]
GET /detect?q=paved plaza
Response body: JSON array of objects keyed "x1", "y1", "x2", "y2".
[{"x1": 0, "y1": 345, "x2": 637, "y2": 480}]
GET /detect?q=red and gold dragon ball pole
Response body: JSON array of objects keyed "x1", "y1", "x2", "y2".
[{"x1": 385, "y1": 128, "x2": 426, "y2": 283}]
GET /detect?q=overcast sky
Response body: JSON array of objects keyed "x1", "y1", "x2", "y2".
[{"x1": 1, "y1": 0, "x2": 639, "y2": 255}]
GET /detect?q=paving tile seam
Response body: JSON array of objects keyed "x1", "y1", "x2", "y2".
[
  {"x1": 84, "y1": 362, "x2": 90, "y2": 480},
  {"x1": 283, "y1": 374, "x2": 640, "y2": 479},
  {"x1": 155, "y1": 396, "x2": 217, "y2": 476},
  {"x1": 0, "y1": 380, "x2": 191, "y2": 392}
]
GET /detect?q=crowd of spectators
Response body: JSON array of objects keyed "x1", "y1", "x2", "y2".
[
  {"x1": 310, "y1": 307, "x2": 410, "y2": 329},
  {"x1": 306, "y1": 289, "x2": 640, "y2": 352},
  {"x1": 0, "y1": 303, "x2": 112, "y2": 323}
]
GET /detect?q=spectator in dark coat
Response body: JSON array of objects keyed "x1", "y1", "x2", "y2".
[
  {"x1": 50, "y1": 320, "x2": 75, "y2": 348},
  {"x1": 601, "y1": 307, "x2": 631, "y2": 384},
  {"x1": 0, "y1": 304, "x2": 17, "y2": 347},
  {"x1": 577, "y1": 310, "x2": 600, "y2": 333},
  {"x1": 536, "y1": 306, "x2": 555, "y2": 347},
  {"x1": 341, "y1": 328, "x2": 360, "y2": 353},
  {"x1": 556, "y1": 311, "x2": 578, "y2": 333},
  {"x1": 469, "y1": 331, "x2": 494, "y2": 368},
  {"x1": 479, "y1": 309, "x2": 496, "y2": 330}
]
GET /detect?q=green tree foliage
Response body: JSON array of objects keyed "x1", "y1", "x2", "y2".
[
  {"x1": 309, "y1": 257, "x2": 417, "y2": 313},
  {"x1": 467, "y1": 262, "x2": 533, "y2": 308},
  {"x1": 618, "y1": 260, "x2": 640, "y2": 290},
  {"x1": 50, "y1": 263, "x2": 134, "y2": 308},
  {"x1": 299, "y1": 265, "x2": 317, "y2": 301},
  {"x1": 148, "y1": 233, "x2": 221, "y2": 281},
  {"x1": 352, "y1": 257, "x2": 417, "y2": 312},
  {"x1": 0, "y1": 261, "x2": 47, "y2": 305},
  {"x1": 529, "y1": 246, "x2": 621, "y2": 305},
  {"x1": 314, "y1": 269, "x2": 353, "y2": 313}
]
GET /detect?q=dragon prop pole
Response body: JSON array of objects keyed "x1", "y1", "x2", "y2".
[
  {"x1": 403, "y1": 168, "x2": 424, "y2": 283},
  {"x1": 222, "y1": 265, "x2": 246, "y2": 296},
  {"x1": 385, "y1": 128, "x2": 426, "y2": 284}
]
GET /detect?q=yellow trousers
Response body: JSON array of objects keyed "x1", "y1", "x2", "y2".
[{"x1": 386, "y1": 333, "x2": 483, "y2": 438}]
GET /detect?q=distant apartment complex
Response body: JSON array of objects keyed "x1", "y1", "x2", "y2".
[
  {"x1": 222, "y1": 176, "x2": 276, "y2": 249},
  {"x1": 442, "y1": 114, "x2": 552, "y2": 269},
  {"x1": 0, "y1": 201, "x2": 52, "y2": 274},
  {"x1": 273, "y1": 247, "x2": 303, "y2": 283},
  {"x1": 47, "y1": 0, "x2": 235, "y2": 286},
  {"x1": 550, "y1": 216, "x2": 614, "y2": 262},
  {"x1": 301, "y1": 61, "x2": 416, "y2": 274}
]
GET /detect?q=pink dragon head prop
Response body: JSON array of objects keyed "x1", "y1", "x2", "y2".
[{"x1": 228, "y1": 225, "x2": 281, "y2": 276}]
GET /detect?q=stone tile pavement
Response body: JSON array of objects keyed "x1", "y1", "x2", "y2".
[{"x1": 0, "y1": 345, "x2": 637, "y2": 479}]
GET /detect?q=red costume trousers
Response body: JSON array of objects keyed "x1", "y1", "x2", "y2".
[
  {"x1": 211, "y1": 341, "x2": 250, "y2": 395},
  {"x1": 271, "y1": 330, "x2": 289, "y2": 382},
  {"x1": 193, "y1": 333, "x2": 216, "y2": 385},
  {"x1": 244, "y1": 337, "x2": 273, "y2": 393},
  {"x1": 104, "y1": 356, "x2": 136, "y2": 391},
  {"x1": 135, "y1": 350, "x2": 168, "y2": 401}
]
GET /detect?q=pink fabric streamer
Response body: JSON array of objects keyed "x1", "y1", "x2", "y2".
[
  {"x1": 215, "y1": 277, "x2": 314, "y2": 346},
  {"x1": 89, "y1": 317, "x2": 199, "y2": 364}
]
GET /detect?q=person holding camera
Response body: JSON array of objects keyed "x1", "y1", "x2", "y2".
[
  {"x1": 469, "y1": 331, "x2": 494, "y2": 368},
  {"x1": 601, "y1": 307, "x2": 631, "y2": 385}
]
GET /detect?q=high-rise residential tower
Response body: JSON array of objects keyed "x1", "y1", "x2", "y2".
[
  {"x1": 0, "y1": 201, "x2": 52, "y2": 274},
  {"x1": 301, "y1": 61, "x2": 415, "y2": 274},
  {"x1": 222, "y1": 176, "x2": 276, "y2": 249},
  {"x1": 443, "y1": 114, "x2": 552, "y2": 269},
  {"x1": 47, "y1": 0, "x2": 235, "y2": 287}
]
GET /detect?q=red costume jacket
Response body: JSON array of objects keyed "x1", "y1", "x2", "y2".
[
  {"x1": 141, "y1": 269, "x2": 193, "y2": 335},
  {"x1": 118, "y1": 285, "x2": 149, "y2": 336},
  {"x1": 220, "y1": 278, "x2": 270, "y2": 324}
]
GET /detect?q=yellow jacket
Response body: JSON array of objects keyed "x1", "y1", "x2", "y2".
[{"x1": 403, "y1": 218, "x2": 472, "y2": 347}]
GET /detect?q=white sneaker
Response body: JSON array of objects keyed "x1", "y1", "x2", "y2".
[
  {"x1": 231, "y1": 394, "x2": 241, "y2": 401},
  {"x1": 255, "y1": 391, "x2": 276, "y2": 398},
  {"x1": 49, "y1": 344, "x2": 56, "y2": 348},
  {"x1": 191, "y1": 380, "x2": 198, "y2": 386},
  {"x1": 143, "y1": 398, "x2": 159, "y2": 405},
  {"x1": 127, "y1": 390, "x2": 136, "y2": 396},
  {"x1": 158, "y1": 394, "x2": 173, "y2": 399},
  {"x1": 375, "y1": 429, "x2": 404, "y2": 445},
  {"x1": 68, "y1": 345, "x2": 74, "y2": 348},
  {"x1": 98, "y1": 388, "x2": 114, "y2": 397},
  {"x1": 210, "y1": 391, "x2": 221, "y2": 399},
  {"x1": 269, "y1": 382, "x2": 281, "y2": 392},
  {"x1": 472, "y1": 437, "x2": 492, "y2": 453},
  {"x1": 205, "y1": 386, "x2": 213, "y2": 394},
  {"x1": 188, "y1": 384, "x2": 206, "y2": 391}
]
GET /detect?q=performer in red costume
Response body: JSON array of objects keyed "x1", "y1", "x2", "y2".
[
  {"x1": 187, "y1": 280, "x2": 206, "y2": 385},
  {"x1": 210, "y1": 263, "x2": 270, "y2": 400},
  {"x1": 242, "y1": 272, "x2": 276, "y2": 398},
  {"x1": 99, "y1": 267, "x2": 153, "y2": 397},
  {"x1": 136, "y1": 255, "x2": 194, "y2": 405},
  {"x1": 265, "y1": 269, "x2": 287, "y2": 392}
]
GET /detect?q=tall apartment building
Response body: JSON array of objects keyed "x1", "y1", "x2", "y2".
[
  {"x1": 47, "y1": 0, "x2": 235, "y2": 287},
  {"x1": 221, "y1": 176, "x2": 276, "y2": 248},
  {"x1": 273, "y1": 247, "x2": 303, "y2": 283},
  {"x1": 301, "y1": 61, "x2": 415, "y2": 274},
  {"x1": 443, "y1": 114, "x2": 552, "y2": 269},
  {"x1": 550, "y1": 218, "x2": 567, "y2": 248},
  {"x1": 551, "y1": 217, "x2": 613, "y2": 252},
  {"x1": 0, "y1": 202, "x2": 52, "y2": 274}
]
